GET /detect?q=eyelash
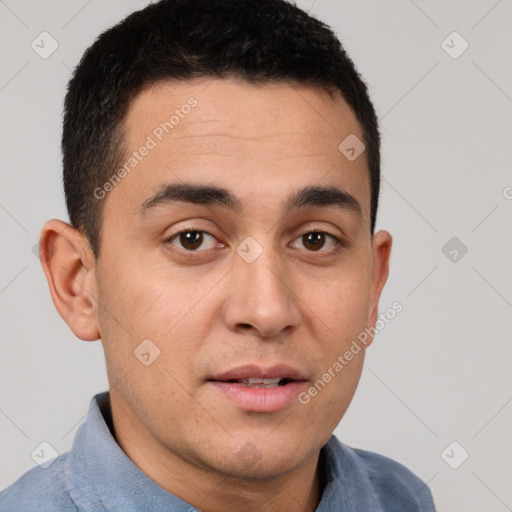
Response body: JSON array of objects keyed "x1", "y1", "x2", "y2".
[{"x1": 163, "y1": 228, "x2": 346, "y2": 256}]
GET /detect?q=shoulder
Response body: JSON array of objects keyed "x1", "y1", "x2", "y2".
[
  {"x1": 352, "y1": 446, "x2": 436, "y2": 511},
  {"x1": 326, "y1": 437, "x2": 436, "y2": 511},
  {"x1": 0, "y1": 454, "x2": 77, "y2": 512}
]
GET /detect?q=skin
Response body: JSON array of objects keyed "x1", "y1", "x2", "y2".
[{"x1": 40, "y1": 77, "x2": 392, "y2": 512}]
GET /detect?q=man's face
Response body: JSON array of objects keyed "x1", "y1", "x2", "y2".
[{"x1": 90, "y1": 78, "x2": 390, "y2": 480}]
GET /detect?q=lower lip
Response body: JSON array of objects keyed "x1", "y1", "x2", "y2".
[{"x1": 208, "y1": 381, "x2": 307, "y2": 412}]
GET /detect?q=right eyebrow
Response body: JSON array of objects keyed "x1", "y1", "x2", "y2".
[{"x1": 139, "y1": 183, "x2": 243, "y2": 218}]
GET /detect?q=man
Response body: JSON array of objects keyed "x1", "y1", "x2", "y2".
[{"x1": 0, "y1": 0, "x2": 436, "y2": 510}]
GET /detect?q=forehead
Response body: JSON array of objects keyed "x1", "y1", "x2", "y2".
[
  {"x1": 124, "y1": 78, "x2": 363, "y2": 150},
  {"x1": 106, "y1": 77, "x2": 370, "y2": 224}
]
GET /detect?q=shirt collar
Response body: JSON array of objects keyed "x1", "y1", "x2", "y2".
[{"x1": 63, "y1": 391, "x2": 382, "y2": 512}]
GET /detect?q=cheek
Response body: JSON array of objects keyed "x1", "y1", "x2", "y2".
[
  {"x1": 299, "y1": 261, "x2": 373, "y2": 340},
  {"x1": 294, "y1": 257, "x2": 372, "y2": 412},
  {"x1": 99, "y1": 256, "x2": 199, "y2": 332},
  {"x1": 96, "y1": 264, "x2": 206, "y2": 422},
  {"x1": 96, "y1": 259, "x2": 216, "y2": 376},
  {"x1": 297, "y1": 344, "x2": 365, "y2": 442}
]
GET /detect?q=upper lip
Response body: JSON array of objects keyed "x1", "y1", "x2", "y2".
[{"x1": 208, "y1": 364, "x2": 307, "y2": 382}]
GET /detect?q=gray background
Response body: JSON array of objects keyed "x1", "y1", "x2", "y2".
[{"x1": 1, "y1": 1, "x2": 511, "y2": 510}]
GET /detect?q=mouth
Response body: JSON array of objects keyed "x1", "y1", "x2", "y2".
[
  {"x1": 208, "y1": 364, "x2": 307, "y2": 386},
  {"x1": 221, "y1": 377, "x2": 298, "y2": 388},
  {"x1": 207, "y1": 365, "x2": 308, "y2": 412}
]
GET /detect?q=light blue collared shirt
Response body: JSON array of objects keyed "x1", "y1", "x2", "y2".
[{"x1": 0, "y1": 391, "x2": 436, "y2": 511}]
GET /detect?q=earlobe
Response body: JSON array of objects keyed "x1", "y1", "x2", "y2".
[
  {"x1": 39, "y1": 219, "x2": 100, "y2": 341},
  {"x1": 367, "y1": 230, "x2": 393, "y2": 336}
]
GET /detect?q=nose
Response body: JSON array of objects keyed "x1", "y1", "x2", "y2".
[{"x1": 222, "y1": 242, "x2": 301, "y2": 339}]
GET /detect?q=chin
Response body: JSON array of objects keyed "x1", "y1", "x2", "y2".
[
  {"x1": 220, "y1": 455, "x2": 303, "y2": 481},
  {"x1": 209, "y1": 437, "x2": 313, "y2": 480}
]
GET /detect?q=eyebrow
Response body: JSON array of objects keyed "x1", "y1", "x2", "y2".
[{"x1": 139, "y1": 182, "x2": 362, "y2": 218}]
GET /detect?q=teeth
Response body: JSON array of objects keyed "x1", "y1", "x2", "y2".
[
  {"x1": 239, "y1": 377, "x2": 282, "y2": 388},
  {"x1": 246, "y1": 378, "x2": 281, "y2": 384}
]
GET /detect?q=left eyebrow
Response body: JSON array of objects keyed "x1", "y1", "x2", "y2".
[
  {"x1": 285, "y1": 184, "x2": 362, "y2": 217},
  {"x1": 139, "y1": 182, "x2": 362, "y2": 218}
]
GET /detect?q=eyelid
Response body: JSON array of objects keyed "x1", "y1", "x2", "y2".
[
  {"x1": 295, "y1": 222, "x2": 346, "y2": 243},
  {"x1": 164, "y1": 225, "x2": 346, "y2": 255}
]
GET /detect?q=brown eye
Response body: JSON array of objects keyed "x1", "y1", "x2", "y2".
[
  {"x1": 303, "y1": 232, "x2": 325, "y2": 251},
  {"x1": 292, "y1": 231, "x2": 340, "y2": 252},
  {"x1": 167, "y1": 230, "x2": 216, "y2": 251}
]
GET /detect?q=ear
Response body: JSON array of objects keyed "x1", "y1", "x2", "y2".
[
  {"x1": 367, "y1": 230, "x2": 393, "y2": 342},
  {"x1": 39, "y1": 219, "x2": 100, "y2": 341}
]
